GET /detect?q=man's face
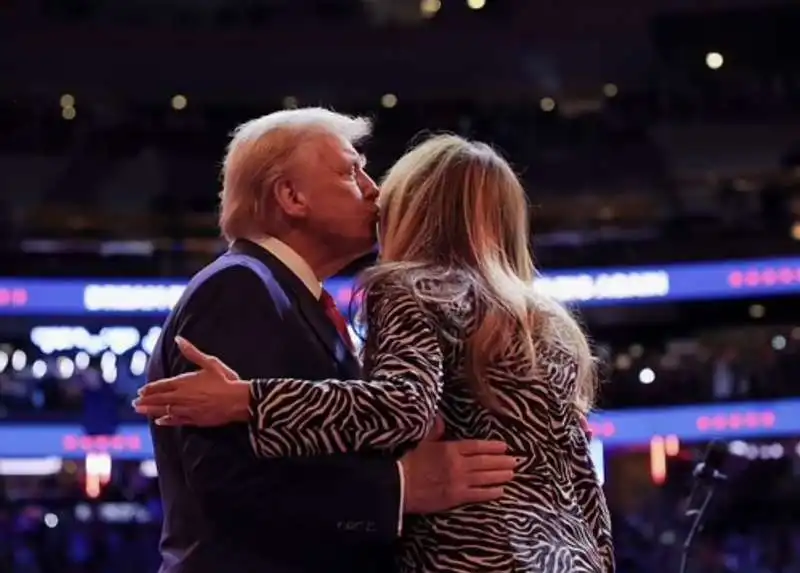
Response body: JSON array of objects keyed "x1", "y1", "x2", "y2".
[{"x1": 290, "y1": 134, "x2": 380, "y2": 259}]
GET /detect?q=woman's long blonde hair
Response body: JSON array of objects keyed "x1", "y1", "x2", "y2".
[{"x1": 360, "y1": 134, "x2": 596, "y2": 414}]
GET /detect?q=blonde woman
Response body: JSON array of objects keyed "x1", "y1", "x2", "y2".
[{"x1": 136, "y1": 134, "x2": 614, "y2": 573}]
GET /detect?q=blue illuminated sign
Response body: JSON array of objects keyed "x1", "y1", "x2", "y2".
[
  {"x1": 1, "y1": 399, "x2": 799, "y2": 458},
  {"x1": 0, "y1": 256, "x2": 798, "y2": 316},
  {"x1": 536, "y1": 258, "x2": 800, "y2": 307},
  {"x1": 0, "y1": 424, "x2": 151, "y2": 459}
]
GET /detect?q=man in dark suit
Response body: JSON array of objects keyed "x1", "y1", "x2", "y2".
[{"x1": 146, "y1": 108, "x2": 515, "y2": 573}]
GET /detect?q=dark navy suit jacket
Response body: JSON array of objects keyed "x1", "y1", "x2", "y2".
[{"x1": 147, "y1": 239, "x2": 401, "y2": 573}]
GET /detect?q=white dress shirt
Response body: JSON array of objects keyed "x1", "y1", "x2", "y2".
[{"x1": 251, "y1": 236, "x2": 405, "y2": 535}]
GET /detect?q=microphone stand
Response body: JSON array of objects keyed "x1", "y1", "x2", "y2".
[{"x1": 679, "y1": 468, "x2": 727, "y2": 573}]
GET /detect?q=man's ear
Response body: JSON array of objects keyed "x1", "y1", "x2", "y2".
[{"x1": 273, "y1": 178, "x2": 309, "y2": 219}]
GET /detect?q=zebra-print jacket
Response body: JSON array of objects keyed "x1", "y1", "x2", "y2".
[{"x1": 247, "y1": 278, "x2": 614, "y2": 573}]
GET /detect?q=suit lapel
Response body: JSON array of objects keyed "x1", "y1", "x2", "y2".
[
  {"x1": 294, "y1": 293, "x2": 362, "y2": 377},
  {"x1": 230, "y1": 239, "x2": 362, "y2": 378}
]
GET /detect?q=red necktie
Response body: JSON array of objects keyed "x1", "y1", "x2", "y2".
[{"x1": 320, "y1": 289, "x2": 355, "y2": 352}]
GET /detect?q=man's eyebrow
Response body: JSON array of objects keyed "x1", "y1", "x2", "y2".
[{"x1": 358, "y1": 153, "x2": 367, "y2": 168}]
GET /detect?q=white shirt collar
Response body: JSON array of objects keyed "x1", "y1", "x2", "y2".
[{"x1": 250, "y1": 236, "x2": 323, "y2": 299}]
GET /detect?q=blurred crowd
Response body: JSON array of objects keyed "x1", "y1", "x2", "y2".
[
  {"x1": 597, "y1": 325, "x2": 800, "y2": 409},
  {"x1": 4, "y1": 98, "x2": 798, "y2": 217},
  {"x1": 1, "y1": 97, "x2": 798, "y2": 279},
  {"x1": 2, "y1": 323, "x2": 799, "y2": 419},
  {"x1": 1, "y1": 462, "x2": 162, "y2": 573},
  {"x1": 3, "y1": 461, "x2": 800, "y2": 573},
  {"x1": 614, "y1": 505, "x2": 800, "y2": 573}
]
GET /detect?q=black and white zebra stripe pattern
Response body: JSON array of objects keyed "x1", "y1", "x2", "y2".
[{"x1": 248, "y1": 280, "x2": 614, "y2": 573}]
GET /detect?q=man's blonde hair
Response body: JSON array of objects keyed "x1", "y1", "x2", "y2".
[{"x1": 219, "y1": 107, "x2": 372, "y2": 241}]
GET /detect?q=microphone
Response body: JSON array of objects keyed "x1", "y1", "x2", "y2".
[
  {"x1": 685, "y1": 441, "x2": 728, "y2": 518},
  {"x1": 679, "y1": 440, "x2": 729, "y2": 573},
  {"x1": 693, "y1": 440, "x2": 728, "y2": 482}
]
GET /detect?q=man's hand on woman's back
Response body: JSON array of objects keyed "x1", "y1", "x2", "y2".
[{"x1": 399, "y1": 418, "x2": 517, "y2": 514}]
